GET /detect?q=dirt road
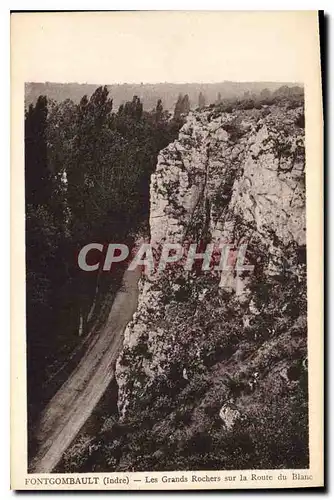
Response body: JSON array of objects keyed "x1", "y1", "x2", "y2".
[{"x1": 30, "y1": 267, "x2": 141, "y2": 473}]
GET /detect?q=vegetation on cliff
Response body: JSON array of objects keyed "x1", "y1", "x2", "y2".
[{"x1": 25, "y1": 87, "x2": 182, "y2": 453}]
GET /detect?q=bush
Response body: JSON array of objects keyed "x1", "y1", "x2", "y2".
[{"x1": 295, "y1": 113, "x2": 305, "y2": 128}]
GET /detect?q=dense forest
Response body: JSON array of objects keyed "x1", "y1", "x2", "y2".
[{"x1": 25, "y1": 86, "x2": 184, "y2": 440}]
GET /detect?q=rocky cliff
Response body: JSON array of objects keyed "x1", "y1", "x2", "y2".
[
  {"x1": 61, "y1": 96, "x2": 308, "y2": 472},
  {"x1": 113, "y1": 98, "x2": 308, "y2": 471}
]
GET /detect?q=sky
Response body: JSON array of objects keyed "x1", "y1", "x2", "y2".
[{"x1": 11, "y1": 11, "x2": 319, "y2": 84}]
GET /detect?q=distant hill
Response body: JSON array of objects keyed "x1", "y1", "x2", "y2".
[{"x1": 25, "y1": 81, "x2": 301, "y2": 112}]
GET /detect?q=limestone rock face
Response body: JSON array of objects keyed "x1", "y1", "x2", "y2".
[
  {"x1": 115, "y1": 100, "x2": 308, "y2": 471},
  {"x1": 219, "y1": 403, "x2": 242, "y2": 430}
]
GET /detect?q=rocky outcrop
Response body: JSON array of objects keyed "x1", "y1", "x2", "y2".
[{"x1": 111, "y1": 99, "x2": 307, "y2": 471}]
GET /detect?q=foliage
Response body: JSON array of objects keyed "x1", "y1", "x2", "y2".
[
  {"x1": 26, "y1": 86, "x2": 307, "y2": 472},
  {"x1": 198, "y1": 92, "x2": 206, "y2": 109},
  {"x1": 174, "y1": 93, "x2": 191, "y2": 121}
]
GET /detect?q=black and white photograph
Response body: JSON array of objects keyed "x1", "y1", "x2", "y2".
[{"x1": 10, "y1": 10, "x2": 323, "y2": 490}]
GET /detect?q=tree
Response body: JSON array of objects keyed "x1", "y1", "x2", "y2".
[
  {"x1": 182, "y1": 94, "x2": 190, "y2": 114},
  {"x1": 260, "y1": 88, "x2": 271, "y2": 99},
  {"x1": 25, "y1": 96, "x2": 71, "y2": 432},
  {"x1": 25, "y1": 87, "x2": 184, "y2": 443},
  {"x1": 123, "y1": 95, "x2": 143, "y2": 120},
  {"x1": 173, "y1": 93, "x2": 184, "y2": 120}
]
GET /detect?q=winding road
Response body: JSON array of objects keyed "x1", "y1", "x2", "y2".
[{"x1": 30, "y1": 267, "x2": 141, "y2": 473}]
